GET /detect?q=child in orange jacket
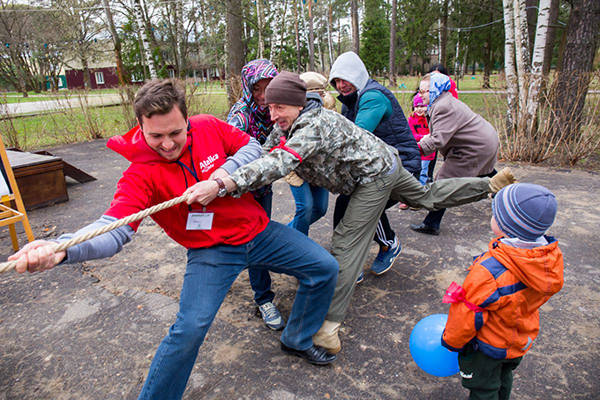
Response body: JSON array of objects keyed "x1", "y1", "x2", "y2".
[{"x1": 442, "y1": 183, "x2": 564, "y2": 400}]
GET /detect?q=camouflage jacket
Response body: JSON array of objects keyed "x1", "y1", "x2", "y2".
[{"x1": 230, "y1": 106, "x2": 396, "y2": 196}]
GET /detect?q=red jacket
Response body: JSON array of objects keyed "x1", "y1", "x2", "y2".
[
  {"x1": 105, "y1": 114, "x2": 269, "y2": 249},
  {"x1": 408, "y1": 114, "x2": 435, "y2": 161},
  {"x1": 442, "y1": 237, "x2": 564, "y2": 359},
  {"x1": 449, "y1": 78, "x2": 459, "y2": 99}
]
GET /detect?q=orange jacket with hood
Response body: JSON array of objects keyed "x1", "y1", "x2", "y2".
[{"x1": 442, "y1": 236, "x2": 564, "y2": 360}]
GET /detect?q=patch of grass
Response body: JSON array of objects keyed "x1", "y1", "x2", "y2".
[
  {"x1": 5, "y1": 91, "x2": 231, "y2": 150},
  {"x1": 378, "y1": 73, "x2": 507, "y2": 91},
  {"x1": 6, "y1": 105, "x2": 125, "y2": 149}
]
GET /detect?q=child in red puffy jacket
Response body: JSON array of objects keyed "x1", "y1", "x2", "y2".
[
  {"x1": 442, "y1": 183, "x2": 564, "y2": 400},
  {"x1": 408, "y1": 94, "x2": 435, "y2": 185}
]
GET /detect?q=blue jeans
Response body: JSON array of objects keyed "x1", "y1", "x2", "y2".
[
  {"x1": 138, "y1": 221, "x2": 338, "y2": 400},
  {"x1": 419, "y1": 160, "x2": 431, "y2": 185},
  {"x1": 250, "y1": 193, "x2": 275, "y2": 305},
  {"x1": 288, "y1": 182, "x2": 329, "y2": 235}
]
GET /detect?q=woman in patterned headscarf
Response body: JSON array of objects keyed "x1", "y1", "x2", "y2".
[{"x1": 227, "y1": 59, "x2": 285, "y2": 331}]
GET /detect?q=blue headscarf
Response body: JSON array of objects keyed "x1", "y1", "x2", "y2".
[{"x1": 428, "y1": 73, "x2": 451, "y2": 108}]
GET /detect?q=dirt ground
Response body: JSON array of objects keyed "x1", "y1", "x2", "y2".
[{"x1": 0, "y1": 139, "x2": 598, "y2": 399}]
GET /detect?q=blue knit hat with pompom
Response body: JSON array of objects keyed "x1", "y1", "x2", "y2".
[{"x1": 492, "y1": 183, "x2": 557, "y2": 241}]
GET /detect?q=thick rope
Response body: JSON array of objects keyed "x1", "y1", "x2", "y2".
[{"x1": 0, "y1": 192, "x2": 191, "y2": 274}]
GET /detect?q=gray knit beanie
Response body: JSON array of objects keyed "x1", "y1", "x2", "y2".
[
  {"x1": 492, "y1": 183, "x2": 557, "y2": 241},
  {"x1": 265, "y1": 71, "x2": 307, "y2": 106}
]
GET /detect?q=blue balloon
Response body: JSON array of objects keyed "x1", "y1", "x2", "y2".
[{"x1": 409, "y1": 314, "x2": 459, "y2": 377}]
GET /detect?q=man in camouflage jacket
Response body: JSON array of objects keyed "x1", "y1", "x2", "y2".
[{"x1": 186, "y1": 72, "x2": 516, "y2": 355}]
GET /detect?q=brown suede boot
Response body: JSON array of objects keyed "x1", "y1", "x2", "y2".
[
  {"x1": 313, "y1": 320, "x2": 342, "y2": 354},
  {"x1": 489, "y1": 167, "x2": 516, "y2": 194}
]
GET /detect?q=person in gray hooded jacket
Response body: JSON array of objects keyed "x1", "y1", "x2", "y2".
[{"x1": 329, "y1": 51, "x2": 421, "y2": 278}]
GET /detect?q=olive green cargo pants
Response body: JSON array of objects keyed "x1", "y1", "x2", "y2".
[{"x1": 327, "y1": 154, "x2": 491, "y2": 322}]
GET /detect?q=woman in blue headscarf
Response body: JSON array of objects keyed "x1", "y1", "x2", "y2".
[{"x1": 409, "y1": 73, "x2": 500, "y2": 236}]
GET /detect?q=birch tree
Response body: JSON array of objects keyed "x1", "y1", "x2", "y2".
[
  {"x1": 502, "y1": 0, "x2": 518, "y2": 132},
  {"x1": 512, "y1": 0, "x2": 530, "y2": 110},
  {"x1": 525, "y1": 0, "x2": 551, "y2": 134},
  {"x1": 134, "y1": 0, "x2": 157, "y2": 79}
]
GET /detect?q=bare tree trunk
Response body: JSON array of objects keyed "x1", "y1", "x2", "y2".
[
  {"x1": 483, "y1": 0, "x2": 494, "y2": 88},
  {"x1": 299, "y1": 0, "x2": 308, "y2": 70},
  {"x1": 454, "y1": 29, "x2": 461, "y2": 82},
  {"x1": 525, "y1": 0, "x2": 537, "y2": 50},
  {"x1": 317, "y1": 34, "x2": 325, "y2": 71},
  {"x1": 294, "y1": 0, "x2": 301, "y2": 73},
  {"x1": 440, "y1": 0, "x2": 449, "y2": 66},
  {"x1": 542, "y1": 0, "x2": 559, "y2": 76},
  {"x1": 326, "y1": 0, "x2": 334, "y2": 68},
  {"x1": 226, "y1": 0, "x2": 245, "y2": 107},
  {"x1": 337, "y1": 17, "x2": 342, "y2": 56},
  {"x1": 176, "y1": 0, "x2": 186, "y2": 77},
  {"x1": 513, "y1": 0, "x2": 530, "y2": 109},
  {"x1": 256, "y1": 0, "x2": 264, "y2": 58},
  {"x1": 351, "y1": 0, "x2": 359, "y2": 55},
  {"x1": 525, "y1": 0, "x2": 551, "y2": 134},
  {"x1": 102, "y1": 0, "x2": 128, "y2": 85},
  {"x1": 278, "y1": 0, "x2": 288, "y2": 67},
  {"x1": 552, "y1": 0, "x2": 600, "y2": 144},
  {"x1": 503, "y1": 0, "x2": 518, "y2": 133},
  {"x1": 388, "y1": 0, "x2": 397, "y2": 87},
  {"x1": 134, "y1": 0, "x2": 157, "y2": 79},
  {"x1": 307, "y1": 0, "x2": 315, "y2": 70},
  {"x1": 80, "y1": 52, "x2": 92, "y2": 89}
]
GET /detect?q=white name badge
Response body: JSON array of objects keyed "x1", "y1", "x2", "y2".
[{"x1": 186, "y1": 211, "x2": 214, "y2": 230}]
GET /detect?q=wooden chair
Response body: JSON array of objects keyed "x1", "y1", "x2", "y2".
[{"x1": 0, "y1": 135, "x2": 34, "y2": 251}]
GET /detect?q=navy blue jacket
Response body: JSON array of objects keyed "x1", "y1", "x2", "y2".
[{"x1": 339, "y1": 79, "x2": 421, "y2": 175}]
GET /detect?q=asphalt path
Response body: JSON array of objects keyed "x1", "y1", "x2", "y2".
[
  {"x1": 0, "y1": 140, "x2": 599, "y2": 399},
  {"x1": 3, "y1": 94, "x2": 122, "y2": 116}
]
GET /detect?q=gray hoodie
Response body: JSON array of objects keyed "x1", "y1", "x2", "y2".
[{"x1": 329, "y1": 51, "x2": 369, "y2": 93}]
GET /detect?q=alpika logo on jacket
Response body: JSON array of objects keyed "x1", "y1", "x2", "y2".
[{"x1": 199, "y1": 154, "x2": 219, "y2": 173}]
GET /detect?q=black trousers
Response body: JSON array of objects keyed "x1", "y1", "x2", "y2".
[
  {"x1": 333, "y1": 171, "x2": 420, "y2": 248},
  {"x1": 334, "y1": 195, "x2": 397, "y2": 248},
  {"x1": 458, "y1": 344, "x2": 522, "y2": 400}
]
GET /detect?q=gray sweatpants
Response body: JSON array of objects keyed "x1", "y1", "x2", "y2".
[{"x1": 327, "y1": 154, "x2": 491, "y2": 322}]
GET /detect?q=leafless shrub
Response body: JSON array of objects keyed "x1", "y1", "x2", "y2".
[
  {"x1": 497, "y1": 71, "x2": 600, "y2": 166},
  {"x1": 117, "y1": 85, "x2": 138, "y2": 130},
  {"x1": 0, "y1": 93, "x2": 25, "y2": 149},
  {"x1": 72, "y1": 89, "x2": 103, "y2": 140},
  {"x1": 184, "y1": 79, "x2": 225, "y2": 118}
]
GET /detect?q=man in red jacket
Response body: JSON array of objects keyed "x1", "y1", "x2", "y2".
[{"x1": 10, "y1": 79, "x2": 338, "y2": 400}]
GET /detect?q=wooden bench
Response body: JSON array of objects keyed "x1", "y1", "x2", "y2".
[{"x1": 6, "y1": 150, "x2": 69, "y2": 210}]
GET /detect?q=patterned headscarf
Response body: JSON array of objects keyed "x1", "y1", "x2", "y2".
[
  {"x1": 227, "y1": 59, "x2": 278, "y2": 144},
  {"x1": 428, "y1": 73, "x2": 452, "y2": 108}
]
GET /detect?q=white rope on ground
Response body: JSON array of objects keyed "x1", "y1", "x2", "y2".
[{"x1": 0, "y1": 192, "x2": 191, "y2": 274}]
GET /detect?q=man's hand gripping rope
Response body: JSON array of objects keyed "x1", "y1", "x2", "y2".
[{"x1": 0, "y1": 192, "x2": 194, "y2": 274}]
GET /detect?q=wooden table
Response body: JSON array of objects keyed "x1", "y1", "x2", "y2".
[{"x1": 6, "y1": 150, "x2": 68, "y2": 210}]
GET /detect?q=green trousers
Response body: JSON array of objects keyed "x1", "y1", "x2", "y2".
[
  {"x1": 458, "y1": 345, "x2": 523, "y2": 400},
  {"x1": 327, "y1": 154, "x2": 491, "y2": 322}
]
